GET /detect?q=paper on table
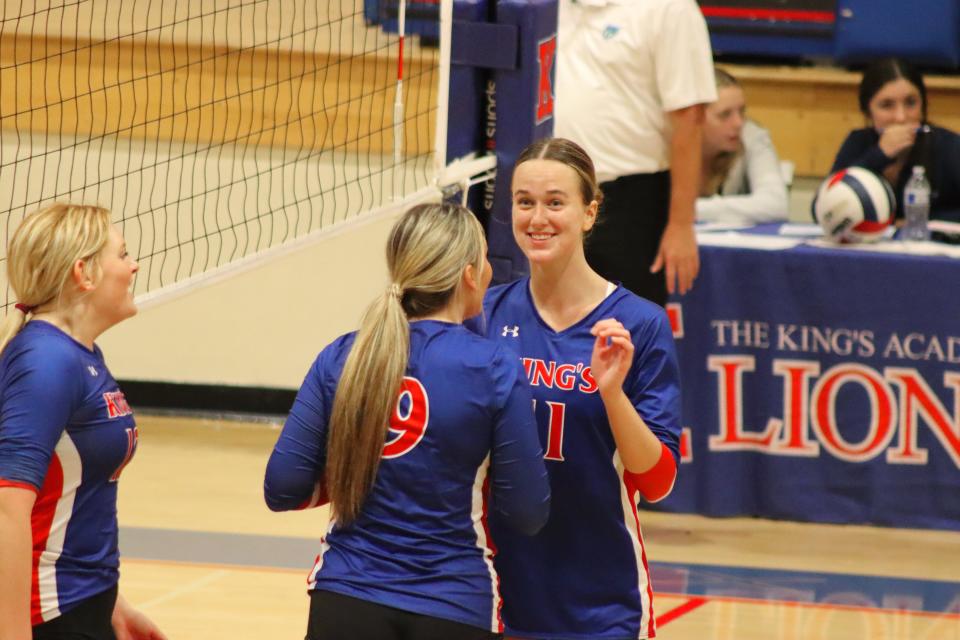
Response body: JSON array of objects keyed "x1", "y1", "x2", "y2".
[
  {"x1": 779, "y1": 223, "x2": 824, "y2": 237},
  {"x1": 806, "y1": 238, "x2": 960, "y2": 258},
  {"x1": 696, "y1": 222, "x2": 752, "y2": 233},
  {"x1": 697, "y1": 232, "x2": 804, "y2": 250},
  {"x1": 928, "y1": 220, "x2": 960, "y2": 235}
]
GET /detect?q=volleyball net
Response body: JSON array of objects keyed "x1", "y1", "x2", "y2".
[
  {"x1": 0, "y1": 0, "x2": 457, "y2": 308},
  {"x1": 0, "y1": 0, "x2": 559, "y2": 307}
]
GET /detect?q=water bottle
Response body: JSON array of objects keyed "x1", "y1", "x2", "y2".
[{"x1": 902, "y1": 166, "x2": 931, "y2": 241}]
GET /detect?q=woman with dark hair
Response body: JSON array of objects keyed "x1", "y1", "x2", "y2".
[
  {"x1": 830, "y1": 57, "x2": 960, "y2": 221},
  {"x1": 264, "y1": 203, "x2": 549, "y2": 640}
]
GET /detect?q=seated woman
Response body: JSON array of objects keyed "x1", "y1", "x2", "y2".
[
  {"x1": 830, "y1": 57, "x2": 960, "y2": 222},
  {"x1": 696, "y1": 67, "x2": 789, "y2": 224}
]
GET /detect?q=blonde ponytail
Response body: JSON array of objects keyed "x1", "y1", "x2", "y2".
[
  {"x1": 325, "y1": 203, "x2": 485, "y2": 525},
  {"x1": 0, "y1": 311, "x2": 28, "y2": 355}
]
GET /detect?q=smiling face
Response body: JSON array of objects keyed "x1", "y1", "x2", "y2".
[
  {"x1": 868, "y1": 77, "x2": 923, "y2": 132},
  {"x1": 703, "y1": 85, "x2": 746, "y2": 157},
  {"x1": 511, "y1": 159, "x2": 598, "y2": 267},
  {"x1": 88, "y1": 226, "x2": 139, "y2": 326}
]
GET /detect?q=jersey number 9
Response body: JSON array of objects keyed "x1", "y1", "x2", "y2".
[{"x1": 383, "y1": 377, "x2": 429, "y2": 459}]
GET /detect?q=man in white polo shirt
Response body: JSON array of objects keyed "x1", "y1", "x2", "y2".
[{"x1": 555, "y1": 0, "x2": 716, "y2": 306}]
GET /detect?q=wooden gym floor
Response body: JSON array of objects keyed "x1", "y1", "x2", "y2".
[{"x1": 115, "y1": 415, "x2": 960, "y2": 639}]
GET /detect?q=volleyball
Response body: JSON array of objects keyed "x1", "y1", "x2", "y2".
[{"x1": 812, "y1": 167, "x2": 896, "y2": 243}]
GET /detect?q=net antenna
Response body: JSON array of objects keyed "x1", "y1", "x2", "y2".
[{"x1": 393, "y1": 0, "x2": 407, "y2": 200}]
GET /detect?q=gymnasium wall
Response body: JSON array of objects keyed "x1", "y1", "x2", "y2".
[
  {"x1": 0, "y1": 2, "x2": 436, "y2": 157},
  {"x1": 98, "y1": 204, "x2": 408, "y2": 390}
]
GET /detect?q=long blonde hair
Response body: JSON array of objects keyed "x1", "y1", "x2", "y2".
[
  {"x1": 325, "y1": 202, "x2": 486, "y2": 525},
  {"x1": 0, "y1": 203, "x2": 112, "y2": 354},
  {"x1": 703, "y1": 67, "x2": 745, "y2": 196}
]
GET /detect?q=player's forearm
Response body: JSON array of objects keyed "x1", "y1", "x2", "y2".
[
  {"x1": 0, "y1": 491, "x2": 34, "y2": 640},
  {"x1": 600, "y1": 388, "x2": 665, "y2": 473},
  {"x1": 668, "y1": 104, "x2": 705, "y2": 228}
]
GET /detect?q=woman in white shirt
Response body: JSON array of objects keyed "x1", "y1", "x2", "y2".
[{"x1": 697, "y1": 68, "x2": 789, "y2": 224}]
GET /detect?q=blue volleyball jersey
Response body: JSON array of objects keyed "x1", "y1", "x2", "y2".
[
  {"x1": 0, "y1": 321, "x2": 137, "y2": 625},
  {"x1": 264, "y1": 320, "x2": 550, "y2": 633},
  {"x1": 481, "y1": 279, "x2": 681, "y2": 640}
]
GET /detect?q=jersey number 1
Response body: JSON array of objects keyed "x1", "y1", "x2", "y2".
[
  {"x1": 382, "y1": 377, "x2": 429, "y2": 459},
  {"x1": 535, "y1": 400, "x2": 566, "y2": 461}
]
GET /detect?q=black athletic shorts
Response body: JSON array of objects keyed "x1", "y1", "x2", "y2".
[
  {"x1": 33, "y1": 584, "x2": 118, "y2": 640},
  {"x1": 307, "y1": 589, "x2": 503, "y2": 640}
]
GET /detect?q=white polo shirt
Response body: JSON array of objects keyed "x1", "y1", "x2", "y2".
[{"x1": 554, "y1": 0, "x2": 716, "y2": 182}]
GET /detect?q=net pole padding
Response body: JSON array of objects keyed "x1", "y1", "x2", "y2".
[
  {"x1": 131, "y1": 185, "x2": 444, "y2": 312},
  {"x1": 434, "y1": 0, "x2": 454, "y2": 176},
  {"x1": 486, "y1": 0, "x2": 558, "y2": 284},
  {"x1": 393, "y1": 0, "x2": 408, "y2": 200}
]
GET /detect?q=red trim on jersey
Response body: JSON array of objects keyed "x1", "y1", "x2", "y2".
[
  {"x1": 700, "y1": 7, "x2": 835, "y2": 24},
  {"x1": 30, "y1": 454, "x2": 64, "y2": 625},
  {"x1": 624, "y1": 442, "x2": 677, "y2": 503},
  {"x1": 0, "y1": 479, "x2": 39, "y2": 493},
  {"x1": 623, "y1": 481, "x2": 657, "y2": 637},
  {"x1": 480, "y1": 474, "x2": 504, "y2": 633},
  {"x1": 296, "y1": 480, "x2": 329, "y2": 510}
]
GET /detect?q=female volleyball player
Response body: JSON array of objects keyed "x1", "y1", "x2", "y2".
[
  {"x1": 264, "y1": 203, "x2": 550, "y2": 640},
  {"x1": 481, "y1": 138, "x2": 682, "y2": 640},
  {"x1": 0, "y1": 204, "x2": 166, "y2": 640}
]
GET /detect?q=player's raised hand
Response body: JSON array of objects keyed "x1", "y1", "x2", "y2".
[{"x1": 590, "y1": 319, "x2": 634, "y2": 396}]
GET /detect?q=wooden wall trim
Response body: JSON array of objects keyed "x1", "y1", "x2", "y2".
[{"x1": 0, "y1": 33, "x2": 438, "y2": 154}]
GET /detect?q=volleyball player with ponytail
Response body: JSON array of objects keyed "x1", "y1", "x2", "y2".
[
  {"x1": 0, "y1": 204, "x2": 165, "y2": 640},
  {"x1": 264, "y1": 203, "x2": 550, "y2": 640}
]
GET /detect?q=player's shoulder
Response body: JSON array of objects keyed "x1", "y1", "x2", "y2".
[
  {"x1": 428, "y1": 321, "x2": 516, "y2": 370},
  {"x1": 604, "y1": 286, "x2": 670, "y2": 326},
  {"x1": 484, "y1": 278, "x2": 528, "y2": 306},
  {"x1": 308, "y1": 331, "x2": 358, "y2": 377},
  {"x1": 2, "y1": 322, "x2": 86, "y2": 372},
  {"x1": 482, "y1": 278, "x2": 530, "y2": 320}
]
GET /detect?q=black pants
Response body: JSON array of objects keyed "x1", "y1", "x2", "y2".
[
  {"x1": 307, "y1": 589, "x2": 502, "y2": 640},
  {"x1": 586, "y1": 171, "x2": 671, "y2": 307},
  {"x1": 33, "y1": 585, "x2": 117, "y2": 640}
]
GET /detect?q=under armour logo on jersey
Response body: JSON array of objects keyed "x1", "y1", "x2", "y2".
[
  {"x1": 602, "y1": 25, "x2": 620, "y2": 39},
  {"x1": 87, "y1": 366, "x2": 98, "y2": 376},
  {"x1": 502, "y1": 325, "x2": 520, "y2": 337}
]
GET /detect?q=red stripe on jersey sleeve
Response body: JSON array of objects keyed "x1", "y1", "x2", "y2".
[
  {"x1": 31, "y1": 454, "x2": 65, "y2": 625},
  {"x1": 480, "y1": 473, "x2": 504, "y2": 633},
  {"x1": 624, "y1": 442, "x2": 677, "y2": 503},
  {"x1": 296, "y1": 479, "x2": 329, "y2": 510},
  {"x1": 0, "y1": 479, "x2": 40, "y2": 493}
]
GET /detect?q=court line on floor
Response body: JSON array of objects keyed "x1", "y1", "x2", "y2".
[
  {"x1": 137, "y1": 569, "x2": 232, "y2": 609},
  {"x1": 121, "y1": 558, "x2": 960, "y2": 623},
  {"x1": 657, "y1": 592, "x2": 960, "y2": 621},
  {"x1": 656, "y1": 597, "x2": 707, "y2": 627},
  {"x1": 119, "y1": 527, "x2": 960, "y2": 618}
]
